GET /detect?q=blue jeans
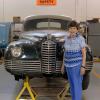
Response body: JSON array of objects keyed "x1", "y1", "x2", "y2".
[{"x1": 65, "y1": 66, "x2": 83, "y2": 100}]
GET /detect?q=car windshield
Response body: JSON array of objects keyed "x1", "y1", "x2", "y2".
[{"x1": 24, "y1": 18, "x2": 70, "y2": 31}]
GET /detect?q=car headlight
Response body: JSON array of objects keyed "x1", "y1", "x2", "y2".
[{"x1": 11, "y1": 47, "x2": 22, "y2": 57}]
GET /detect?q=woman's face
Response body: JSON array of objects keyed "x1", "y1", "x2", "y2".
[{"x1": 68, "y1": 27, "x2": 78, "y2": 34}]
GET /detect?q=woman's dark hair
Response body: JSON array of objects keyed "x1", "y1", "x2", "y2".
[{"x1": 68, "y1": 20, "x2": 79, "y2": 29}]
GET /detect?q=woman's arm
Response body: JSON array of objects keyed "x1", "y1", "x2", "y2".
[
  {"x1": 82, "y1": 47, "x2": 86, "y2": 67},
  {"x1": 80, "y1": 47, "x2": 86, "y2": 75}
]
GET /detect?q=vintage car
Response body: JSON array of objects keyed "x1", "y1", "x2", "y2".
[{"x1": 4, "y1": 15, "x2": 93, "y2": 90}]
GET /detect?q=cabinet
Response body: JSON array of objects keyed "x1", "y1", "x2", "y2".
[{"x1": 11, "y1": 22, "x2": 23, "y2": 41}]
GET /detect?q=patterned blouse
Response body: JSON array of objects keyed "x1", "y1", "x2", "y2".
[{"x1": 64, "y1": 32, "x2": 86, "y2": 68}]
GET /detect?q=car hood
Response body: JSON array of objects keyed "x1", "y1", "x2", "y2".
[{"x1": 20, "y1": 30, "x2": 67, "y2": 41}]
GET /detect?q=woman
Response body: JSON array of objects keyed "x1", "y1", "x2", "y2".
[{"x1": 61, "y1": 21, "x2": 86, "y2": 100}]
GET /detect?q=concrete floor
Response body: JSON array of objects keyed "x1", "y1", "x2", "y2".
[{"x1": 0, "y1": 63, "x2": 100, "y2": 100}]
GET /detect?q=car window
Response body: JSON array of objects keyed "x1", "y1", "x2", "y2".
[
  {"x1": 37, "y1": 22, "x2": 61, "y2": 29},
  {"x1": 24, "y1": 18, "x2": 69, "y2": 31}
]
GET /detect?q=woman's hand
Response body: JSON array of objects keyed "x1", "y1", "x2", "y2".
[
  {"x1": 80, "y1": 67, "x2": 85, "y2": 75},
  {"x1": 61, "y1": 65, "x2": 64, "y2": 74}
]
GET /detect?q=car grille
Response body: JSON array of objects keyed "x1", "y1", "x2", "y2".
[
  {"x1": 5, "y1": 60, "x2": 41, "y2": 74},
  {"x1": 41, "y1": 40, "x2": 56, "y2": 74},
  {"x1": 56, "y1": 61, "x2": 63, "y2": 73}
]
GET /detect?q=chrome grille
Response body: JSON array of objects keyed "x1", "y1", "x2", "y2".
[
  {"x1": 56, "y1": 61, "x2": 63, "y2": 73},
  {"x1": 41, "y1": 40, "x2": 56, "y2": 74},
  {"x1": 5, "y1": 60, "x2": 41, "y2": 73}
]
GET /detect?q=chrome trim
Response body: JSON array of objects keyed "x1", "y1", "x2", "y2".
[{"x1": 5, "y1": 60, "x2": 41, "y2": 72}]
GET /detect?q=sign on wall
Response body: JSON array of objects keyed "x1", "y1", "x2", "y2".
[{"x1": 36, "y1": 0, "x2": 56, "y2": 5}]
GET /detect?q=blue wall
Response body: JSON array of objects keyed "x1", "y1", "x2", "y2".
[{"x1": 0, "y1": 23, "x2": 11, "y2": 48}]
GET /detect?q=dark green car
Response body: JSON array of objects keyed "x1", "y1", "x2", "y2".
[{"x1": 4, "y1": 15, "x2": 93, "y2": 90}]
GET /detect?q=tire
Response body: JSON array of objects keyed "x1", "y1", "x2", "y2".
[
  {"x1": 0, "y1": 50, "x2": 2, "y2": 59},
  {"x1": 82, "y1": 74, "x2": 90, "y2": 90}
]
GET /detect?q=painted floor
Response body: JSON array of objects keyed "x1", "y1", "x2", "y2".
[{"x1": 0, "y1": 63, "x2": 100, "y2": 100}]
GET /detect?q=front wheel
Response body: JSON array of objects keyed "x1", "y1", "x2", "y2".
[{"x1": 82, "y1": 74, "x2": 90, "y2": 90}]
